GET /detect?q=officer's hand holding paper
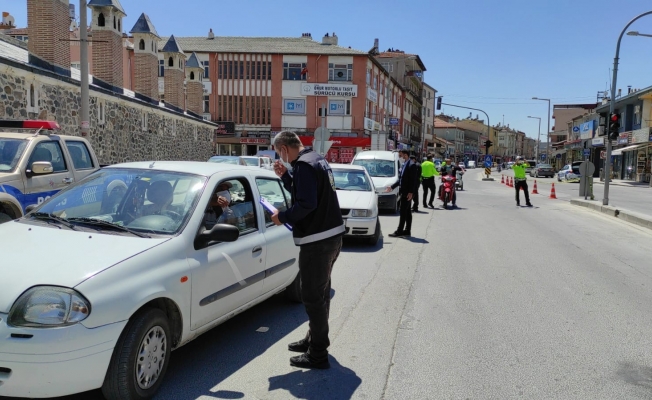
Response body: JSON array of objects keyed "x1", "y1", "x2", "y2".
[{"x1": 260, "y1": 197, "x2": 293, "y2": 231}]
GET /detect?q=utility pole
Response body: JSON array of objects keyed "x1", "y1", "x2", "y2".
[
  {"x1": 320, "y1": 103, "x2": 326, "y2": 155},
  {"x1": 79, "y1": 0, "x2": 90, "y2": 137}
]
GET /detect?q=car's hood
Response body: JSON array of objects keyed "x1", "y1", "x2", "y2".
[
  {"x1": 336, "y1": 190, "x2": 374, "y2": 210},
  {"x1": 0, "y1": 222, "x2": 169, "y2": 313},
  {"x1": 369, "y1": 176, "x2": 397, "y2": 190}
]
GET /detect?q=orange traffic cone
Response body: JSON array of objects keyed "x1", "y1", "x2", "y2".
[
  {"x1": 501, "y1": 175, "x2": 505, "y2": 184},
  {"x1": 509, "y1": 177, "x2": 514, "y2": 187},
  {"x1": 549, "y1": 183, "x2": 557, "y2": 199},
  {"x1": 532, "y1": 180, "x2": 539, "y2": 194}
]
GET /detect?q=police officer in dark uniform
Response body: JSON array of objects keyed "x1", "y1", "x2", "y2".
[{"x1": 271, "y1": 131, "x2": 345, "y2": 370}]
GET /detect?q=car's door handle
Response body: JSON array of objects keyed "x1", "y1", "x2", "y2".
[
  {"x1": 63, "y1": 178, "x2": 74, "y2": 184},
  {"x1": 252, "y1": 246, "x2": 262, "y2": 254}
]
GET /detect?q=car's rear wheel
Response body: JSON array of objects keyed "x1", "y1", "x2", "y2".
[
  {"x1": 367, "y1": 219, "x2": 381, "y2": 245},
  {"x1": 285, "y1": 273, "x2": 302, "y2": 303},
  {"x1": 102, "y1": 308, "x2": 171, "y2": 400}
]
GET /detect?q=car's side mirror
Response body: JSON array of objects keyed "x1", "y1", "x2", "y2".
[
  {"x1": 27, "y1": 161, "x2": 53, "y2": 177},
  {"x1": 195, "y1": 223, "x2": 240, "y2": 249}
]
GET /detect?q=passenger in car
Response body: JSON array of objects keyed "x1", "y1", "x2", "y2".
[{"x1": 202, "y1": 181, "x2": 232, "y2": 230}]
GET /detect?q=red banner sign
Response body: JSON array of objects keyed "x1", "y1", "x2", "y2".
[
  {"x1": 298, "y1": 136, "x2": 371, "y2": 147},
  {"x1": 240, "y1": 138, "x2": 268, "y2": 144}
]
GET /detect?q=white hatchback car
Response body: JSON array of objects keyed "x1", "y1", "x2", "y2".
[
  {"x1": 0, "y1": 162, "x2": 300, "y2": 399},
  {"x1": 330, "y1": 164, "x2": 380, "y2": 245}
]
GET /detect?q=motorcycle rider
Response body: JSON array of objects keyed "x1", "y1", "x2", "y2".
[
  {"x1": 512, "y1": 156, "x2": 533, "y2": 207},
  {"x1": 438, "y1": 158, "x2": 462, "y2": 206}
]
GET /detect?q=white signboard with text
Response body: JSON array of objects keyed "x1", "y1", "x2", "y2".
[{"x1": 301, "y1": 83, "x2": 358, "y2": 97}]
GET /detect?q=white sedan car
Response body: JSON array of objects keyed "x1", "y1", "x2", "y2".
[
  {"x1": 330, "y1": 164, "x2": 380, "y2": 245},
  {"x1": 0, "y1": 162, "x2": 300, "y2": 399}
]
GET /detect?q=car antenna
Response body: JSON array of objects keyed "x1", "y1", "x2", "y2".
[
  {"x1": 32, "y1": 128, "x2": 43, "y2": 137},
  {"x1": 149, "y1": 161, "x2": 156, "y2": 169}
]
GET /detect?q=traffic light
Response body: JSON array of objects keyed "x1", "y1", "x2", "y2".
[
  {"x1": 436, "y1": 96, "x2": 442, "y2": 110},
  {"x1": 608, "y1": 113, "x2": 620, "y2": 140},
  {"x1": 484, "y1": 140, "x2": 493, "y2": 148}
]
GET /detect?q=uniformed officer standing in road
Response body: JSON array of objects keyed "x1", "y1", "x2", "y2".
[
  {"x1": 420, "y1": 154, "x2": 438, "y2": 208},
  {"x1": 512, "y1": 156, "x2": 533, "y2": 207},
  {"x1": 271, "y1": 131, "x2": 344, "y2": 370}
]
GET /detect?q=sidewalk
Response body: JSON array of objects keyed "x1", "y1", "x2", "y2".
[{"x1": 570, "y1": 199, "x2": 652, "y2": 231}]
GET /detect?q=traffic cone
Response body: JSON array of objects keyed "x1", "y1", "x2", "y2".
[
  {"x1": 549, "y1": 183, "x2": 557, "y2": 199},
  {"x1": 501, "y1": 175, "x2": 505, "y2": 184},
  {"x1": 532, "y1": 180, "x2": 539, "y2": 194},
  {"x1": 509, "y1": 177, "x2": 513, "y2": 187}
]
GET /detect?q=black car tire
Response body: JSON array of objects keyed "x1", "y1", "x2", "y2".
[
  {"x1": 367, "y1": 219, "x2": 381, "y2": 245},
  {"x1": 102, "y1": 308, "x2": 171, "y2": 400}
]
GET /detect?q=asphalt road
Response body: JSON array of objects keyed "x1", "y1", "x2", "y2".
[
  {"x1": 498, "y1": 168, "x2": 652, "y2": 216},
  {"x1": 4, "y1": 169, "x2": 652, "y2": 399}
]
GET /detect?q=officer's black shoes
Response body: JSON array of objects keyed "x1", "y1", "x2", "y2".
[
  {"x1": 388, "y1": 231, "x2": 403, "y2": 237},
  {"x1": 290, "y1": 353, "x2": 330, "y2": 369},
  {"x1": 288, "y1": 338, "x2": 309, "y2": 353},
  {"x1": 526, "y1": 203, "x2": 533, "y2": 207}
]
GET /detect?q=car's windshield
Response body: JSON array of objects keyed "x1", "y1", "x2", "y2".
[
  {"x1": 208, "y1": 156, "x2": 239, "y2": 164},
  {"x1": 332, "y1": 169, "x2": 372, "y2": 191},
  {"x1": 241, "y1": 158, "x2": 259, "y2": 166},
  {"x1": 0, "y1": 138, "x2": 28, "y2": 172},
  {"x1": 538, "y1": 164, "x2": 552, "y2": 168},
  {"x1": 32, "y1": 168, "x2": 206, "y2": 236},
  {"x1": 352, "y1": 159, "x2": 395, "y2": 177}
]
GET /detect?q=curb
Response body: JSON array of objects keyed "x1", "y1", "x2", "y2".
[{"x1": 570, "y1": 199, "x2": 652, "y2": 231}]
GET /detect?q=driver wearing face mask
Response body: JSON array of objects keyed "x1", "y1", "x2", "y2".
[{"x1": 202, "y1": 181, "x2": 233, "y2": 230}]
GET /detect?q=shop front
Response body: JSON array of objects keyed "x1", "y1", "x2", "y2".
[{"x1": 297, "y1": 135, "x2": 371, "y2": 164}]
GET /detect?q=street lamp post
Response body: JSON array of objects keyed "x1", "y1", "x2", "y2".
[
  {"x1": 528, "y1": 116, "x2": 541, "y2": 161},
  {"x1": 532, "y1": 97, "x2": 551, "y2": 160},
  {"x1": 603, "y1": 11, "x2": 652, "y2": 206}
]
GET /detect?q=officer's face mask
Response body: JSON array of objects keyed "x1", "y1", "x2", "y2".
[{"x1": 281, "y1": 147, "x2": 293, "y2": 173}]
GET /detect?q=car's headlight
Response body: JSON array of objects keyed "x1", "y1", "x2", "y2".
[
  {"x1": 8, "y1": 286, "x2": 91, "y2": 328},
  {"x1": 351, "y1": 209, "x2": 372, "y2": 217}
]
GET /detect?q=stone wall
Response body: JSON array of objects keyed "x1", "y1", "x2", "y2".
[{"x1": 0, "y1": 66, "x2": 216, "y2": 165}]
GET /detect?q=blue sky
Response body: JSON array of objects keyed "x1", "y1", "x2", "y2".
[{"x1": 5, "y1": 0, "x2": 652, "y2": 139}]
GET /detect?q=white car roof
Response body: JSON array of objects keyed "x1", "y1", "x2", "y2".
[
  {"x1": 354, "y1": 151, "x2": 397, "y2": 160},
  {"x1": 105, "y1": 161, "x2": 277, "y2": 178},
  {"x1": 330, "y1": 163, "x2": 366, "y2": 171}
]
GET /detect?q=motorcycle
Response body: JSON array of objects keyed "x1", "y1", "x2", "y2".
[
  {"x1": 439, "y1": 174, "x2": 457, "y2": 209},
  {"x1": 455, "y1": 170, "x2": 464, "y2": 191}
]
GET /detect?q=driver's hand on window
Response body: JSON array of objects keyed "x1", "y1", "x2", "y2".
[{"x1": 217, "y1": 196, "x2": 229, "y2": 208}]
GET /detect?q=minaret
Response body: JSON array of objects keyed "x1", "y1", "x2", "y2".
[
  {"x1": 129, "y1": 13, "x2": 160, "y2": 99},
  {"x1": 185, "y1": 52, "x2": 204, "y2": 115},
  {"x1": 88, "y1": 0, "x2": 126, "y2": 88},
  {"x1": 162, "y1": 35, "x2": 186, "y2": 109}
]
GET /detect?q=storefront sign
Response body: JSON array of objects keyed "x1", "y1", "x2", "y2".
[
  {"x1": 245, "y1": 132, "x2": 271, "y2": 138},
  {"x1": 240, "y1": 138, "x2": 268, "y2": 144},
  {"x1": 580, "y1": 120, "x2": 595, "y2": 140},
  {"x1": 618, "y1": 134, "x2": 629, "y2": 145},
  {"x1": 364, "y1": 117, "x2": 376, "y2": 131},
  {"x1": 301, "y1": 83, "x2": 358, "y2": 97},
  {"x1": 389, "y1": 117, "x2": 399, "y2": 126},
  {"x1": 298, "y1": 136, "x2": 371, "y2": 147},
  {"x1": 367, "y1": 88, "x2": 378, "y2": 103},
  {"x1": 283, "y1": 99, "x2": 306, "y2": 115},
  {"x1": 631, "y1": 128, "x2": 649, "y2": 144},
  {"x1": 591, "y1": 137, "x2": 604, "y2": 147},
  {"x1": 215, "y1": 122, "x2": 235, "y2": 135}
]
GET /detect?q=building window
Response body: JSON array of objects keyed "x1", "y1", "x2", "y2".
[
  {"x1": 366, "y1": 69, "x2": 371, "y2": 84},
  {"x1": 168, "y1": 57, "x2": 173, "y2": 67},
  {"x1": 97, "y1": 100, "x2": 106, "y2": 125},
  {"x1": 328, "y1": 100, "x2": 351, "y2": 116},
  {"x1": 71, "y1": 62, "x2": 80, "y2": 70},
  {"x1": 159, "y1": 60, "x2": 165, "y2": 77},
  {"x1": 329, "y1": 63, "x2": 352, "y2": 81},
  {"x1": 381, "y1": 62, "x2": 393, "y2": 72},
  {"x1": 141, "y1": 113, "x2": 148, "y2": 131},
  {"x1": 283, "y1": 63, "x2": 307, "y2": 80},
  {"x1": 138, "y1": 39, "x2": 145, "y2": 50},
  {"x1": 204, "y1": 95, "x2": 210, "y2": 113},
  {"x1": 117, "y1": 19, "x2": 121, "y2": 32},
  {"x1": 202, "y1": 61, "x2": 209, "y2": 79},
  {"x1": 190, "y1": 71, "x2": 195, "y2": 80},
  {"x1": 98, "y1": 13, "x2": 105, "y2": 27},
  {"x1": 113, "y1": 16, "x2": 116, "y2": 30},
  {"x1": 29, "y1": 84, "x2": 35, "y2": 108},
  {"x1": 151, "y1": 41, "x2": 155, "y2": 52},
  {"x1": 179, "y1": 59, "x2": 182, "y2": 69}
]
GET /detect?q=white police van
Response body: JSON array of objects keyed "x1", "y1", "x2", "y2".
[{"x1": 0, "y1": 120, "x2": 100, "y2": 223}]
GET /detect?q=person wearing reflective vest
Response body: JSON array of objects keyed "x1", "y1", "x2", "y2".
[
  {"x1": 420, "y1": 154, "x2": 438, "y2": 208},
  {"x1": 512, "y1": 156, "x2": 533, "y2": 207}
]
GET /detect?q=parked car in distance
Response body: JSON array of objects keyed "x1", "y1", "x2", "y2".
[
  {"x1": 530, "y1": 163, "x2": 555, "y2": 178},
  {"x1": 458, "y1": 162, "x2": 465, "y2": 168},
  {"x1": 0, "y1": 161, "x2": 301, "y2": 399},
  {"x1": 330, "y1": 164, "x2": 380, "y2": 245},
  {"x1": 467, "y1": 160, "x2": 476, "y2": 169},
  {"x1": 557, "y1": 164, "x2": 579, "y2": 181},
  {"x1": 208, "y1": 155, "x2": 271, "y2": 170},
  {"x1": 525, "y1": 160, "x2": 536, "y2": 174}
]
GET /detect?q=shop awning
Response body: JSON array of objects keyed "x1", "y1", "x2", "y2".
[
  {"x1": 551, "y1": 149, "x2": 567, "y2": 157},
  {"x1": 611, "y1": 143, "x2": 650, "y2": 156}
]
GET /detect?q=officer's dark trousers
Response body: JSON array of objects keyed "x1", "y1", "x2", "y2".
[
  {"x1": 422, "y1": 177, "x2": 436, "y2": 206},
  {"x1": 514, "y1": 179, "x2": 531, "y2": 205}
]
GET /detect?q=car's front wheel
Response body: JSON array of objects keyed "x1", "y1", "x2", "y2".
[
  {"x1": 367, "y1": 219, "x2": 381, "y2": 245},
  {"x1": 102, "y1": 308, "x2": 171, "y2": 400}
]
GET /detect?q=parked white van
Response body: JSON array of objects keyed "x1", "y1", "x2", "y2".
[
  {"x1": 352, "y1": 150, "x2": 403, "y2": 213},
  {"x1": 467, "y1": 160, "x2": 476, "y2": 169}
]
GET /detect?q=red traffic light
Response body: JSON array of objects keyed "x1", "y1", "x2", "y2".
[{"x1": 610, "y1": 114, "x2": 619, "y2": 121}]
